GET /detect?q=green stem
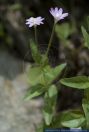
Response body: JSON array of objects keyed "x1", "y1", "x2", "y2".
[
  {"x1": 34, "y1": 25, "x2": 38, "y2": 45},
  {"x1": 46, "y1": 22, "x2": 56, "y2": 56}
]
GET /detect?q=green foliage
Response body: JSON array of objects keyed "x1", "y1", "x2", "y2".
[
  {"x1": 30, "y1": 40, "x2": 42, "y2": 64},
  {"x1": 43, "y1": 63, "x2": 66, "y2": 85},
  {"x1": 81, "y1": 26, "x2": 89, "y2": 48},
  {"x1": 24, "y1": 84, "x2": 45, "y2": 100},
  {"x1": 24, "y1": 8, "x2": 89, "y2": 130},
  {"x1": 2, "y1": 2, "x2": 89, "y2": 130},
  {"x1": 28, "y1": 66, "x2": 44, "y2": 86},
  {"x1": 27, "y1": 39, "x2": 66, "y2": 127},
  {"x1": 60, "y1": 75, "x2": 89, "y2": 128},
  {"x1": 55, "y1": 23, "x2": 74, "y2": 40},
  {"x1": 60, "y1": 76, "x2": 89, "y2": 89},
  {"x1": 28, "y1": 63, "x2": 66, "y2": 86},
  {"x1": 82, "y1": 99, "x2": 89, "y2": 128},
  {"x1": 53, "y1": 110, "x2": 85, "y2": 128},
  {"x1": 43, "y1": 85, "x2": 57, "y2": 125}
]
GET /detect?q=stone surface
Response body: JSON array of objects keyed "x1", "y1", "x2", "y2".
[{"x1": 0, "y1": 50, "x2": 43, "y2": 132}]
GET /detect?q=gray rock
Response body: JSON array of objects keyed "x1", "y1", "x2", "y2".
[{"x1": 0, "y1": 51, "x2": 43, "y2": 132}]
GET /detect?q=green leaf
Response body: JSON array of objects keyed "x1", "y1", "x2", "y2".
[
  {"x1": 60, "y1": 76, "x2": 89, "y2": 89},
  {"x1": 30, "y1": 40, "x2": 42, "y2": 64},
  {"x1": 28, "y1": 66, "x2": 45, "y2": 86},
  {"x1": 82, "y1": 99, "x2": 89, "y2": 128},
  {"x1": 43, "y1": 63, "x2": 66, "y2": 85},
  {"x1": 40, "y1": 55, "x2": 49, "y2": 67},
  {"x1": 55, "y1": 23, "x2": 74, "y2": 40},
  {"x1": 53, "y1": 109, "x2": 85, "y2": 128},
  {"x1": 43, "y1": 85, "x2": 57, "y2": 125},
  {"x1": 81, "y1": 26, "x2": 89, "y2": 48},
  {"x1": 52, "y1": 63, "x2": 66, "y2": 79},
  {"x1": 28, "y1": 63, "x2": 66, "y2": 86},
  {"x1": 24, "y1": 84, "x2": 45, "y2": 100}
]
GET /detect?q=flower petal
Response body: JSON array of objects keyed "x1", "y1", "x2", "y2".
[
  {"x1": 49, "y1": 7, "x2": 68, "y2": 22},
  {"x1": 60, "y1": 13, "x2": 68, "y2": 19},
  {"x1": 58, "y1": 8, "x2": 63, "y2": 16},
  {"x1": 25, "y1": 16, "x2": 44, "y2": 27},
  {"x1": 55, "y1": 7, "x2": 59, "y2": 13}
]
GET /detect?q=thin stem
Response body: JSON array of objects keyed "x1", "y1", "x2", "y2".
[
  {"x1": 46, "y1": 21, "x2": 56, "y2": 56},
  {"x1": 34, "y1": 25, "x2": 38, "y2": 45}
]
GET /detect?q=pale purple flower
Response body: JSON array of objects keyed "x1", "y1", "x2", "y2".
[
  {"x1": 50, "y1": 7, "x2": 68, "y2": 23},
  {"x1": 26, "y1": 17, "x2": 44, "y2": 27}
]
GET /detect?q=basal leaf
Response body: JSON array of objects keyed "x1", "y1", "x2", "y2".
[
  {"x1": 60, "y1": 76, "x2": 89, "y2": 89},
  {"x1": 43, "y1": 85, "x2": 57, "y2": 125},
  {"x1": 61, "y1": 117, "x2": 85, "y2": 128},
  {"x1": 82, "y1": 99, "x2": 89, "y2": 128},
  {"x1": 53, "y1": 109, "x2": 85, "y2": 128},
  {"x1": 24, "y1": 84, "x2": 45, "y2": 100}
]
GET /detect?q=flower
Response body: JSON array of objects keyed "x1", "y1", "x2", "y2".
[
  {"x1": 26, "y1": 17, "x2": 44, "y2": 27},
  {"x1": 50, "y1": 7, "x2": 68, "y2": 23}
]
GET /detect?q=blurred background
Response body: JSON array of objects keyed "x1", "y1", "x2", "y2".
[{"x1": 0, "y1": 0, "x2": 89, "y2": 131}]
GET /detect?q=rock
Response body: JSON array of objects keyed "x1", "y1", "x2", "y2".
[{"x1": 0, "y1": 50, "x2": 43, "y2": 132}]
